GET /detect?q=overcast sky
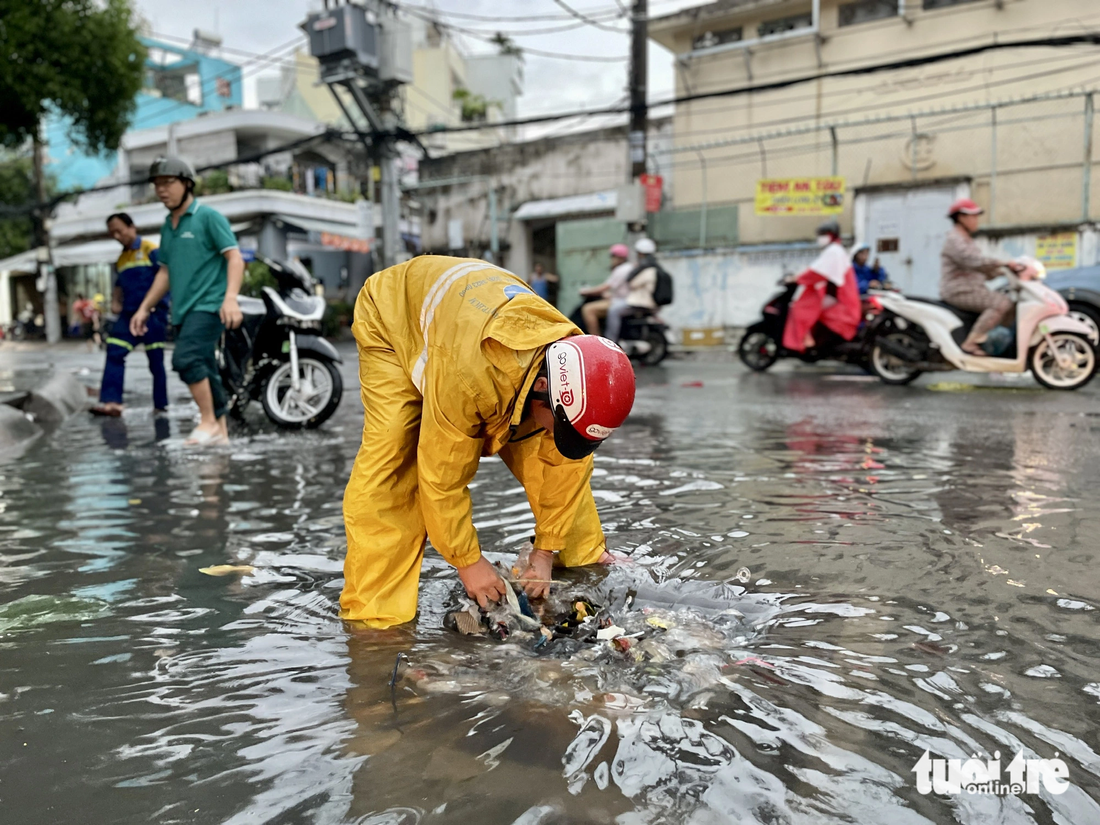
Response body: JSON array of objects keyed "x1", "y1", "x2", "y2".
[{"x1": 134, "y1": 0, "x2": 697, "y2": 128}]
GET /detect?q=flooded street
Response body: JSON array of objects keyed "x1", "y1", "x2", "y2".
[{"x1": 3, "y1": 344, "x2": 1100, "y2": 824}]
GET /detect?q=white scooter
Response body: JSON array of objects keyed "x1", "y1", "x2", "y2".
[{"x1": 866, "y1": 261, "x2": 1099, "y2": 390}]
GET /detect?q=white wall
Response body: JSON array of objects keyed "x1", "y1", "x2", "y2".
[
  {"x1": 659, "y1": 244, "x2": 819, "y2": 332},
  {"x1": 657, "y1": 224, "x2": 1100, "y2": 339},
  {"x1": 981, "y1": 227, "x2": 1100, "y2": 269}
]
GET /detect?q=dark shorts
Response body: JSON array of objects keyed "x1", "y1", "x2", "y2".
[{"x1": 172, "y1": 310, "x2": 228, "y2": 418}]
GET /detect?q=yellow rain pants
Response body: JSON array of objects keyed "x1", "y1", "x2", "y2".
[{"x1": 341, "y1": 256, "x2": 607, "y2": 628}]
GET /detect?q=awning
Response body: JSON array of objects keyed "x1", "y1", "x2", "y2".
[
  {"x1": 0, "y1": 239, "x2": 154, "y2": 274},
  {"x1": 0, "y1": 228, "x2": 246, "y2": 274},
  {"x1": 274, "y1": 213, "x2": 360, "y2": 236},
  {"x1": 513, "y1": 190, "x2": 617, "y2": 221}
]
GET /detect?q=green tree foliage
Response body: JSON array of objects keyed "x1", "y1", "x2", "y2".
[
  {"x1": 0, "y1": 0, "x2": 146, "y2": 152},
  {"x1": 242, "y1": 261, "x2": 278, "y2": 297},
  {"x1": 196, "y1": 169, "x2": 231, "y2": 196},
  {"x1": 0, "y1": 155, "x2": 41, "y2": 258},
  {"x1": 262, "y1": 176, "x2": 294, "y2": 192},
  {"x1": 452, "y1": 88, "x2": 491, "y2": 123},
  {"x1": 491, "y1": 33, "x2": 523, "y2": 57}
]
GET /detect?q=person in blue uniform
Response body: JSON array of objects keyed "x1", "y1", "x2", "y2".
[{"x1": 90, "y1": 213, "x2": 170, "y2": 416}]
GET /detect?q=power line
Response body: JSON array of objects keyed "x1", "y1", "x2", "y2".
[
  {"x1": 396, "y1": 4, "x2": 630, "y2": 61},
  {"x1": 412, "y1": 32, "x2": 1100, "y2": 135},
  {"x1": 400, "y1": 1, "x2": 620, "y2": 23},
  {"x1": 666, "y1": 51, "x2": 1100, "y2": 144},
  {"x1": 148, "y1": 32, "x2": 308, "y2": 67},
  {"x1": 551, "y1": 0, "x2": 630, "y2": 33},
  {"x1": 4, "y1": 130, "x2": 344, "y2": 219}
]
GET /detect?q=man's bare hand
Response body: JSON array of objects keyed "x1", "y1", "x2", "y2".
[
  {"x1": 220, "y1": 295, "x2": 243, "y2": 330},
  {"x1": 456, "y1": 557, "x2": 509, "y2": 609},
  {"x1": 129, "y1": 308, "x2": 149, "y2": 337},
  {"x1": 516, "y1": 548, "x2": 554, "y2": 599}
]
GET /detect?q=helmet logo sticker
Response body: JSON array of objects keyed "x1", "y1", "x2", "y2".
[
  {"x1": 586, "y1": 424, "x2": 613, "y2": 439},
  {"x1": 551, "y1": 342, "x2": 587, "y2": 423}
]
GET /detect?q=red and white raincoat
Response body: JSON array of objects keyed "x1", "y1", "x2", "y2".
[{"x1": 782, "y1": 241, "x2": 862, "y2": 352}]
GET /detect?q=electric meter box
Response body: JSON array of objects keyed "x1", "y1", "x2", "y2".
[{"x1": 304, "y1": 6, "x2": 379, "y2": 71}]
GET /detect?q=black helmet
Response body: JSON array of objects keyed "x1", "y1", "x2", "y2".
[
  {"x1": 817, "y1": 220, "x2": 840, "y2": 237},
  {"x1": 148, "y1": 156, "x2": 196, "y2": 183}
]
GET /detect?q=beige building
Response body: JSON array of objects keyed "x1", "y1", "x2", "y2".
[
  {"x1": 403, "y1": 19, "x2": 525, "y2": 155},
  {"x1": 650, "y1": 0, "x2": 1100, "y2": 297}
]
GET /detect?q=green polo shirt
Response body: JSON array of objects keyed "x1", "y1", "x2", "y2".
[{"x1": 158, "y1": 198, "x2": 239, "y2": 324}]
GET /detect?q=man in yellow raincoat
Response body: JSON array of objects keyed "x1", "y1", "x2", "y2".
[{"x1": 342, "y1": 256, "x2": 637, "y2": 628}]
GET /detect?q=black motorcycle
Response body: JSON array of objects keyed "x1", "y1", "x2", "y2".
[
  {"x1": 738, "y1": 278, "x2": 880, "y2": 372},
  {"x1": 568, "y1": 295, "x2": 670, "y2": 366},
  {"x1": 219, "y1": 256, "x2": 343, "y2": 429}
]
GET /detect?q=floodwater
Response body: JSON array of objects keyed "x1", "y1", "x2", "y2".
[{"x1": 3, "y1": 348, "x2": 1100, "y2": 824}]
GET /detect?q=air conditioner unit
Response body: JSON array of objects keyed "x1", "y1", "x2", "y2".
[{"x1": 303, "y1": 5, "x2": 379, "y2": 72}]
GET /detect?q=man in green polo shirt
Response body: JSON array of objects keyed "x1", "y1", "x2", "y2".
[{"x1": 130, "y1": 157, "x2": 244, "y2": 446}]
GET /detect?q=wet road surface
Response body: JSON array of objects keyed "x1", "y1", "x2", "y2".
[{"x1": 2, "y1": 343, "x2": 1100, "y2": 824}]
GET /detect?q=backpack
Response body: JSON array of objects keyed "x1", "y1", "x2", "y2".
[{"x1": 628, "y1": 259, "x2": 674, "y2": 307}]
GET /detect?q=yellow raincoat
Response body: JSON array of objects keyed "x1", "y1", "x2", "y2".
[{"x1": 341, "y1": 256, "x2": 606, "y2": 628}]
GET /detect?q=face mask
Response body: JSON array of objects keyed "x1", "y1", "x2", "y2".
[{"x1": 816, "y1": 235, "x2": 831, "y2": 248}]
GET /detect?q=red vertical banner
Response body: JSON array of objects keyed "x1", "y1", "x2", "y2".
[{"x1": 640, "y1": 174, "x2": 663, "y2": 213}]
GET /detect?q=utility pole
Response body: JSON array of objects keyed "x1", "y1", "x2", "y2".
[
  {"x1": 32, "y1": 130, "x2": 60, "y2": 344},
  {"x1": 303, "y1": 1, "x2": 412, "y2": 269},
  {"x1": 628, "y1": 0, "x2": 648, "y2": 182}
]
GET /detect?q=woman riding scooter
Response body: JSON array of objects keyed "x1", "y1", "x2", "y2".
[
  {"x1": 783, "y1": 221, "x2": 862, "y2": 352},
  {"x1": 940, "y1": 198, "x2": 1028, "y2": 355}
]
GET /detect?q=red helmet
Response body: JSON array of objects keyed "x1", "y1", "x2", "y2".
[
  {"x1": 948, "y1": 198, "x2": 983, "y2": 218},
  {"x1": 544, "y1": 335, "x2": 636, "y2": 459}
]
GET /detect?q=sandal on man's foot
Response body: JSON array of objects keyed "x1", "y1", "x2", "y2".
[
  {"x1": 184, "y1": 428, "x2": 229, "y2": 447},
  {"x1": 89, "y1": 404, "x2": 123, "y2": 417}
]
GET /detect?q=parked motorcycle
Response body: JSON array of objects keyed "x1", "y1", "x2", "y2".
[
  {"x1": 865, "y1": 262, "x2": 1098, "y2": 389},
  {"x1": 219, "y1": 256, "x2": 344, "y2": 428},
  {"x1": 568, "y1": 295, "x2": 670, "y2": 365},
  {"x1": 738, "y1": 277, "x2": 883, "y2": 372}
]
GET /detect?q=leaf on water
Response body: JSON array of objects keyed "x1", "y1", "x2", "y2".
[{"x1": 199, "y1": 565, "x2": 256, "y2": 577}]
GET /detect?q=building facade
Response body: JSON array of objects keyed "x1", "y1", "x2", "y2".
[
  {"x1": 45, "y1": 34, "x2": 244, "y2": 192},
  {"x1": 416, "y1": 118, "x2": 676, "y2": 299},
  {"x1": 650, "y1": 0, "x2": 1100, "y2": 302}
]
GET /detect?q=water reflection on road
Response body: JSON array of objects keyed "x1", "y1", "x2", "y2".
[{"x1": 2, "y1": 355, "x2": 1100, "y2": 824}]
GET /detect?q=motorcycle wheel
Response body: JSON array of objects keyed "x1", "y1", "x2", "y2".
[
  {"x1": 738, "y1": 327, "x2": 779, "y2": 372},
  {"x1": 869, "y1": 332, "x2": 923, "y2": 385},
  {"x1": 261, "y1": 355, "x2": 343, "y2": 429},
  {"x1": 639, "y1": 329, "x2": 668, "y2": 366},
  {"x1": 1030, "y1": 332, "x2": 1097, "y2": 390}
]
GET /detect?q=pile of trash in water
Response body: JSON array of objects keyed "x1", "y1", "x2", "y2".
[
  {"x1": 441, "y1": 560, "x2": 759, "y2": 665},
  {"x1": 393, "y1": 564, "x2": 787, "y2": 710}
]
